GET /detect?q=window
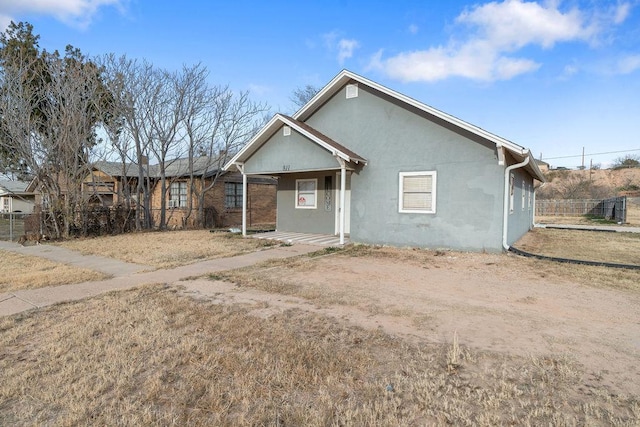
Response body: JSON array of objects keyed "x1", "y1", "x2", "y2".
[
  {"x1": 169, "y1": 182, "x2": 187, "y2": 208},
  {"x1": 296, "y1": 178, "x2": 317, "y2": 209},
  {"x1": 522, "y1": 179, "x2": 526, "y2": 211},
  {"x1": 324, "y1": 176, "x2": 332, "y2": 211},
  {"x1": 509, "y1": 173, "x2": 515, "y2": 213},
  {"x1": 225, "y1": 182, "x2": 243, "y2": 209},
  {"x1": 528, "y1": 184, "x2": 532, "y2": 210},
  {"x1": 399, "y1": 171, "x2": 436, "y2": 214},
  {"x1": 2, "y1": 197, "x2": 9, "y2": 212}
]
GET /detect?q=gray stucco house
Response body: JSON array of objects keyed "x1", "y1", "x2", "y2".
[{"x1": 224, "y1": 70, "x2": 545, "y2": 252}]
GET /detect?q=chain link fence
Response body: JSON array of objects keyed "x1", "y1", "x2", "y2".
[{"x1": 0, "y1": 212, "x2": 30, "y2": 242}]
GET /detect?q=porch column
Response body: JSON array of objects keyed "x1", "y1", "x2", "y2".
[
  {"x1": 338, "y1": 158, "x2": 346, "y2": 245},
  {"x1": 236, "y1": 163, "x2": 247, "y2": 236}
]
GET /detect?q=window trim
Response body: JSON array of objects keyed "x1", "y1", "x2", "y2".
[
  {"x1": 398, "y1": 171, "x2": 437, "y2": 214},
  {"x1": 295, "y1": 178, "x2": 317, "y2": 209}
]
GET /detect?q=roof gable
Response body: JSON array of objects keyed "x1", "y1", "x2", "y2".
[
  {"x1": 294, "y1": 70, "x2": 544, "y2": 181},
  {"x1": 223, "y1": 114, "x2": 367, "y2": 171},
  {"x1": 225, "y1": 70, "x2": 544, "y2": 182}
]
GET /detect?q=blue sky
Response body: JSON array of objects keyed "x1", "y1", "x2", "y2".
[{"x1": 1, "y1": 0, "x2": 639, "y2": 168}]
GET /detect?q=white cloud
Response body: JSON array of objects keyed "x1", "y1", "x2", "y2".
[
  {"x1": 617, "y1": 55, "x2": 640, "y2": 74},
  {"x1": 337, "y1": 38, "x2": 359, "y2": 64},
  {"x1": 613, "y1": 2, "x2": 631, "y2": 24},
  {"x1": 369, "y1": 0, "x2": 620, "y2": 83},
  {"x1": 322, "y1": 31, "x2": 360, "y2": 64},
  {"x1": 0, "y1": 0, "x2": 126, "y2": 29}
]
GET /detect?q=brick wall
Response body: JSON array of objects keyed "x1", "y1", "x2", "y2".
[{"x1": 150, "y1": 173, "x2": 277, "y2": 229}]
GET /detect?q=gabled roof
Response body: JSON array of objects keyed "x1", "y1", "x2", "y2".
[
  {"x1": 293, "y1": 70, "x2": 545, "y2": 182},
  {"x1": 224, "y1": 113, "x2": 367, "y2": 170},
  {"x1": 0, "y1": 180, "x2": 30, "y2": 194}
]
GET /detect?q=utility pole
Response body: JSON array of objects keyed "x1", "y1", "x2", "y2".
[{"x1": 581, "y1": 147, "x2": 585, "y2": 169}]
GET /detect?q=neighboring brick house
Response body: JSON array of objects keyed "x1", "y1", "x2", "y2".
[{"x1": 88, "y1": 157, "x2": 276, "y2": 229}]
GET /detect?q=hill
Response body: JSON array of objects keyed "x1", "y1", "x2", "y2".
[
  {"x1": 536, "y1": 167, "x2": 640, "y2": 225},
  {"x1": 538, "y1": 167, "x2": 640, "y2": 200}
]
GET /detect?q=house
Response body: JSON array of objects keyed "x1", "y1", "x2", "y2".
[
  {"x1": 84, "y1": 157, "x2": 276, "y2": 229},
  {"x1": 224, "y1": 70, "x2": 545, "y2": 252},
  {"x1": 0, "y1": 180, "x2": 35, "y2": 213}
]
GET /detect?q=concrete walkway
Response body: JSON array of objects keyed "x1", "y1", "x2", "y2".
[
  {"x1": 0, "y1": 240, "x2": 152, "y2": 276},
  {"x1": 0, "y1": 242, "x2": 319, "y2": 317}
]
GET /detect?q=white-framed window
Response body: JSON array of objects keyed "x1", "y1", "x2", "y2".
[
  {"x1": 2, "y1": 197, "x2": 9, "y2": 212},
  {"x1": 522, "y1": 179, "x2": 526, "y2": 211},
  {"x1": 169, "y1": 181, "x2": 187, "y2": 208},
  {"x1": 296, "y1": 178, "x2": 317, "y2": 209},
  {"x1": 509, "y1": 173, "x2": 515, "y2": 214},
  {"x1": 399, "y1": 171, "x2": 437, "y2": 214},
  {"x1": 528, "y1": 184, "x2": 532, "y2": 210}
]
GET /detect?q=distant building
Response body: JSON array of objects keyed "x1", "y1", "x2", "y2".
[
  {"x1": 535, "y1": 159, "x2": 550, "y2": 172},
  {"x1": 0, "y1": 180, "x2": 35, "y2": 213}
]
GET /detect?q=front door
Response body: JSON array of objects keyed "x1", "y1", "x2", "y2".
[{"x1": 335, "y1": 171, "x2": 351, "y2": 235}]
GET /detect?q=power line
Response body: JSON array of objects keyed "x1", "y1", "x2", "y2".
[{"x1": 543, "y1": 148, "x2": 640, "y2": 160}]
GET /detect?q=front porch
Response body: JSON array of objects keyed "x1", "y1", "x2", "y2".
[{"x1": 252, "y1": 231, "x2": 350, "y2": 247}]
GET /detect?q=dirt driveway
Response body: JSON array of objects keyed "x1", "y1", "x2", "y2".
[{"x1": 182, "y1": 248, "x2": 640, "y2": 397}]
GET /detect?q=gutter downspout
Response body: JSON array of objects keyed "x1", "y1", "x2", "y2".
[
  {"x1": 502, "y1": 154, "x2": 530, "y2": 251},
  {"x1": 236, "y1": 162, "x2": 247, "y2": 237}
]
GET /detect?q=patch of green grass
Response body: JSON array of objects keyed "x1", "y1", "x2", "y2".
[{"x1": 582, "y1": 214, "x2": 618, "y2": 224}]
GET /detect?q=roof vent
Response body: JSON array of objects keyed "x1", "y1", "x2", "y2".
[
  {"x1": 283, "y1": 126, "x2": 291, "y2": 136},
  {"x1": 346, "y1": 83, "x2": 358, "y2": 99}
]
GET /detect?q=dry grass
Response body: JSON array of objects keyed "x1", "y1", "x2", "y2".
[
  {"x1": 515, "y1": 228, "x2": 640, "y2": 266},
  {"x1": 1, "y1": 284, "x2": 637, "y2": 426},
  {"x1": 0, "y1": 250, "x2": 108, "y2": 293},
  {"x1": 55, "y1": 230, "x2": 277, "y2": 268}
]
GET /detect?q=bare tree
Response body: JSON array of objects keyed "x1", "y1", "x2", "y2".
[
  {"x1": 290, "y1": 84, "x2": 320, "y2": 111},
  {"x1": 1, "y1": 38, "x2": 109, "y2": 237},
  {"x1": 99, "y1": 55, "x2": 158, "y2": 229},
  {"x1": 190, "y1": 88, "x2": 268, "y2": 227}
]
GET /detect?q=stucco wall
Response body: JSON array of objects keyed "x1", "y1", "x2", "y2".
[
  {"x1": 244, "y1": 128, "x2": 341, "y2": 175},
  {"x1": 506, "y1": 167, "x2": 535, "y2": 246},
  {"x1": 303, "y1": 84, "x2": 511, "y2": 251},
  {"x1": 276, "y1": 172, "x2": 336, "y2": 234}
]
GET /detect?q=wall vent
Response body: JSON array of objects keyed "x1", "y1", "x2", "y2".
[
  {"x1": 283, "y1": 126, "x2": 291, "y2": 136},
  {"x1": 346, "y1": 83, "x2": 358, "y2": 99}
]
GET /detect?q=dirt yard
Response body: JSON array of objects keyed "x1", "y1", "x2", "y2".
[
  {"x1": 210, "y1": 246, "x2": 640, "y2": 398},
  {"x1": 2, "y1": 232, "x2": 640, "y2": 424}
]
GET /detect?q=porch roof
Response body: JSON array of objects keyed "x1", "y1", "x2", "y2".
[{"x1": 223, "y1": 114, "x2": 367, "y2": 172}]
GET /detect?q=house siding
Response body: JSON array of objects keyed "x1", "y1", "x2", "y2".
[
  {"x1": 244, "y1": 127, "x2": 340, "y2": 174},
  {"x1": 506, "y1": 167, "x2": 535, "y2": 246},
  {"x1": 303, "y1": 84, "x2": 508, "y2": 251},
  {"x1": 276, "y1": 172, "x2": 336, "y2": 234}
]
